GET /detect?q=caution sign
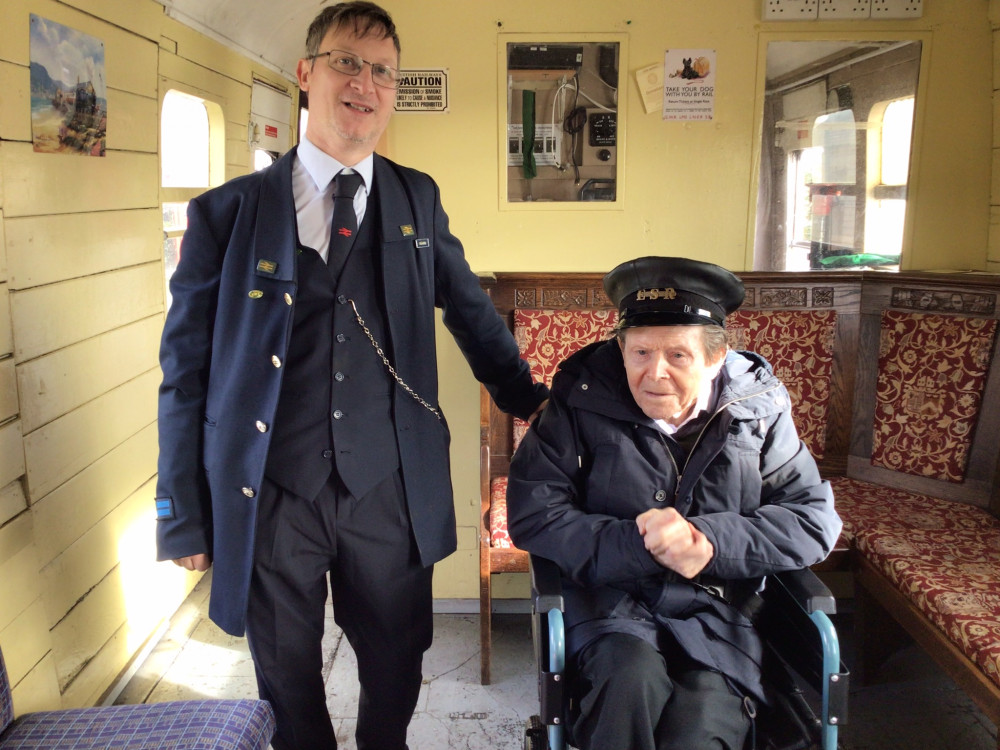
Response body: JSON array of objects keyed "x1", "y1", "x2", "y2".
[{"x1": 394, "y1": 69, "x2": 449, "y2": 113}]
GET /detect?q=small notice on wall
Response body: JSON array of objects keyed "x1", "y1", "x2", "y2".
[
  {"x1": 634, "y1": 62, "x2": 665, "y2": 115},
  {"x1": 662, "y1": 49, "x2": 716, "y2": 121},
  {"x1": 394, "y1": 69, "x2": 449, "y2": 113}
]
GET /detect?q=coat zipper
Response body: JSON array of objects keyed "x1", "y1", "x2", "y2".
[{"x1": 656, "y1": 383, "x2": 782, "y2": 503}]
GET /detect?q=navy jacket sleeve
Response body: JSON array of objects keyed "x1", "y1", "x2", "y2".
[
  {"x1": 423, "y1": 176, "x2": 548, "y2": 420},
  {"x1": 154, "y1": 193, "x2": 230, "y2": 561}
]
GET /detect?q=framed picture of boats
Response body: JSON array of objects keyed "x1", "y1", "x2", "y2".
[{"x1": 29, "y1": 14, "x2": 106, "y2": 156}]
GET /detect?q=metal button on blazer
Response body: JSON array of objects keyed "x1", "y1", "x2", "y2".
[{"x1": 242, "y1": 487, "x2": 256, "y2": 498}]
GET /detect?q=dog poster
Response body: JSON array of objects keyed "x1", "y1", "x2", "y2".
[{"x1": 662, "y1": 49, "x2": 716, "y2": 121}]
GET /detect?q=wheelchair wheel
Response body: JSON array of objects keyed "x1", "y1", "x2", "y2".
[{"x1": 524, "y1": 714, "x2": 548, "y2": 750}]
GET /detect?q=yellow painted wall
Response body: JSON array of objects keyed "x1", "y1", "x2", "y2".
[
  {"x1": 0, "y1": 0, "x2": 995, "y2": 712},
  {"x1": 410, "y1": 0, "x2": 995, "y2": 598}
]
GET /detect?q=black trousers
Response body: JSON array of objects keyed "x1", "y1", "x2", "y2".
[
  {"x1": 571, "y1": 632, "x2": 751, "y2": 750},
  {"x1": 246, "y1": 472, "x2": 433, "y2": 750}
]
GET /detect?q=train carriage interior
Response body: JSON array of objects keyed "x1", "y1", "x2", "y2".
[{"x1": 2, "y1": 0, "x2": 1000, "y2": 748}]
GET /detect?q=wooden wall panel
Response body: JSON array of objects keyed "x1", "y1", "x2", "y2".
[
  {"x1": 22, "y1": 369, "x2": 158, "y2": 501},
  {"x1": 5, "y1": 209, "x2": 161, "y2": 290},
  {"x1": 0, "y1": 285, "x2": 12, "y2": 356},
  {"x1": 1, "y1": 146, "x2": 158, "y2": 218},
  {"x1": 17, "y1": 318, "x2": 160, "y2": 432},
  {"x1": 0, "y1": 480, "x2": 27, "y2": 528},
  {"x1": 0, "y1": 62, "x2": 29, "y2": 143},
  {"x1": 0, "y1": 599, "x2": 50, "y2": 688},
  {"x1": 0, "y1": 209, "x2": 7, "y2": 280},
  {"x1": 10, "y1": 264, "x2": 162, "y2": 362},
  {"x1": 9, "y1": 652, "x2": 60, "y2": 716},
  {"x1": 0, "y1": 419, "x2": 25, "y2": 490},
  {"x1": 31, "y1": 424, "x2": 156, "y2": 567},
  {"x1": 104, "y1": 89, "x2": 159, "y2": 154},
  {"x1": 0, "y1": 513, "x2": 36, "y2": 627},
  {"x1": 62, "y1": 0, "x2": 163, "y2": 43},
  {"x1": 50, "y1": 564, "x2": 128, "y2": 690},
  {"x1": 41, "y1": 484, "x2": 151, "y2": 627},
  {"x1": 59, "y1": 623, "x2": 130, "y2": 709},
  {"x1": 0, "y1": 0, "x2": 158, "y2": 98},
  {"x1": 0, "y1": 357, "x2": 16, "y2": 422},
  {"x1": 158, "y1": 53, "x2": 251, "y2": 111}
]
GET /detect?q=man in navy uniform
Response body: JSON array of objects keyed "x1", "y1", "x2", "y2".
[
  {"x1": 507, "y1": 257, "x2": 840, "y2": 750},
  {"x1": 154, "y1": 4, "x2": 547, "y2": 749}
]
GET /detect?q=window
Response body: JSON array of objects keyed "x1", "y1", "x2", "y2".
[
  {"x1": 865, "y1": 97, "x2": 914, "y2": 258},
  {"x1": 754, "y1": 40, "x2": 921, "y2": 270},
  {"x1": 160, "y1": 89, "x2": 223, "y2": 305},
  {"x1": 161, "y1": 90, "x2": 210, "y2": 188}
]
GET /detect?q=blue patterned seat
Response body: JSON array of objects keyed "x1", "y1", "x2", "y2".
[{"x1": 1, "y1": 643, "x2": 275, "y2": 749}]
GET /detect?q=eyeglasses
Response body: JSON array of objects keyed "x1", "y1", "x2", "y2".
[{"x1": 308, "y1": 49, "x2": 399, "y2": 89}]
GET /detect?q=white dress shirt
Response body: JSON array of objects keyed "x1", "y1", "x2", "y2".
[{"x1": 292, "y1": 135, "x2": 373, "y2": 262}]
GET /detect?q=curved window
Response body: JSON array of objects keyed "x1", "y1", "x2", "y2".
[{"x1": 161, "y1": 90, "x2": 210, "y2": 188}]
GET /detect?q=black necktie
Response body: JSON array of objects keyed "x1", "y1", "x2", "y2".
[{"x1": 328, "y1": 170, "x2": 363, "y2": 281}]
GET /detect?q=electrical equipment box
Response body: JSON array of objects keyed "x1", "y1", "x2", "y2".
[
  {"x1": 504, "y1": 38, "x2": 622, "y2": 203},
  {"x1": 582, "y1": 109, "x2": 616, "y2": 166},
  {"x1": 508, "y1": 44, "x2": 584, "y2": 71}
]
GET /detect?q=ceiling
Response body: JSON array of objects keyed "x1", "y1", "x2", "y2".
[
  {"x1": 153, "y1": 0, "x2": 322, "y2": 81},
  {"x1": 152, "y1": 1, "x2": 895, "y2": 89}
]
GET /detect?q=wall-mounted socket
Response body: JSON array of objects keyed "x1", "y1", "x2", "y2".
[
  {"x1": 870, "y1": 0, "x2": 923, "y2": 18},
  {"x1": 762, "y1": 0, "x2": 819, "y2": 21},
  {"x1": 819, "y1": 0, "x2": 871, "y2": 18}
]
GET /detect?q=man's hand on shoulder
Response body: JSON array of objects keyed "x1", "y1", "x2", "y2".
[
  {"x1": 636, "y1": 507, "x2": 713, "y2": 579},
  {"x1": 173, "y1": 554, "x2": 212, "y2": 572}
]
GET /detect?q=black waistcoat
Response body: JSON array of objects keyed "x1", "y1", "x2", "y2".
[{"x1": 265, "y1": 194, "x2": 400, "y2": 501}]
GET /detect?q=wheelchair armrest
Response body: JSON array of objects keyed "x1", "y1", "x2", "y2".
[
  {"x1": 771, "y1": 567, "x2": 836, "y2": 615},
  {"x1": 529, "y1": 554, "x2": 564, "y2": 614}
]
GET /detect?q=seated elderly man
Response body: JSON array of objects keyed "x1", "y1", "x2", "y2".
[{"x1": 507, "y1": 256, "x2": 842, "y2": 750}]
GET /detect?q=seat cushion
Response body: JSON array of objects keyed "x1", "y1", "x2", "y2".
[
  {"x1": 725, "y1": 309, "x2": 837, "y2": 460},
  {"x1": 870, "y1": 310, "x2": 997, "y2": 482},
  {"x1": 0, "y1": 699, "x2": 275, "y2": 750},
  {"x1": 489, "y1": 476, "x2": 514, "y2": 549},
  {"x1": 831, "y1": 476, "x2": 1000, "y2": 691},
  {"x1": 512, "y1": 309, "x2": 618, "y2": 449},
  {"x1": 0, "y1": 647, "x2": 12, "y2": 736}
]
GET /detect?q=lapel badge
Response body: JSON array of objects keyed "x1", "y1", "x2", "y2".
[
  {"x1": 256, "y1": 259, "x2": 278, "y2": 274},
  {"x1": 415, "y1": 238, "x2": 430, "y2": 249},
  {"x1": 249, "y1": 290, "x2": 264, "y2": 299},
  {"x1": 400, "y1": 224, "x2": 415, "y2": 237}
]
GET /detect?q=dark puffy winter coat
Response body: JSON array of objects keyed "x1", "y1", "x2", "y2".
[{"x1": 507, "y1": 340, "x2": 842, "y2": 701}]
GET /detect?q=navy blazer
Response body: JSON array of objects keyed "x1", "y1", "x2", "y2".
[{"x1": 156, "y1": 148, "x2": 547, "y2": 635}]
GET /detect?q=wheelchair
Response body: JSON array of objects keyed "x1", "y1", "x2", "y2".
[{"x1": 523, "y1": 555, "x2": 849, "y2": 750}]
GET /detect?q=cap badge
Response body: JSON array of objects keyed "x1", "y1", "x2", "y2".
[{"x1": 636, "y1": 287, "x2": 677, "y2": 301}]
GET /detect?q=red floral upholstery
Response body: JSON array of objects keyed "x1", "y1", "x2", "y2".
[
  {"x1": 725, "y1": 310, "x2": 837, "y2": 460},
  {"x1": 511, "y1": 309, "x2": 619, "y2": 450},
  {"x1": 488, "y1": 310, "x2": 618, "y2": 549},
  {"x1": 489, "y1": 477, "x2": 512, "y2": 548},
  {"x1": 870, "y1": 310, "x2": 997, "y2": 482},
  {"x1": 831, "y1": 476, "x2": 1000, "y2": 691}
]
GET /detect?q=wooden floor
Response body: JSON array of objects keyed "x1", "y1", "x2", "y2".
[{"x1": 117, "y1": 573, "x2": 998, "y2": 749}]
